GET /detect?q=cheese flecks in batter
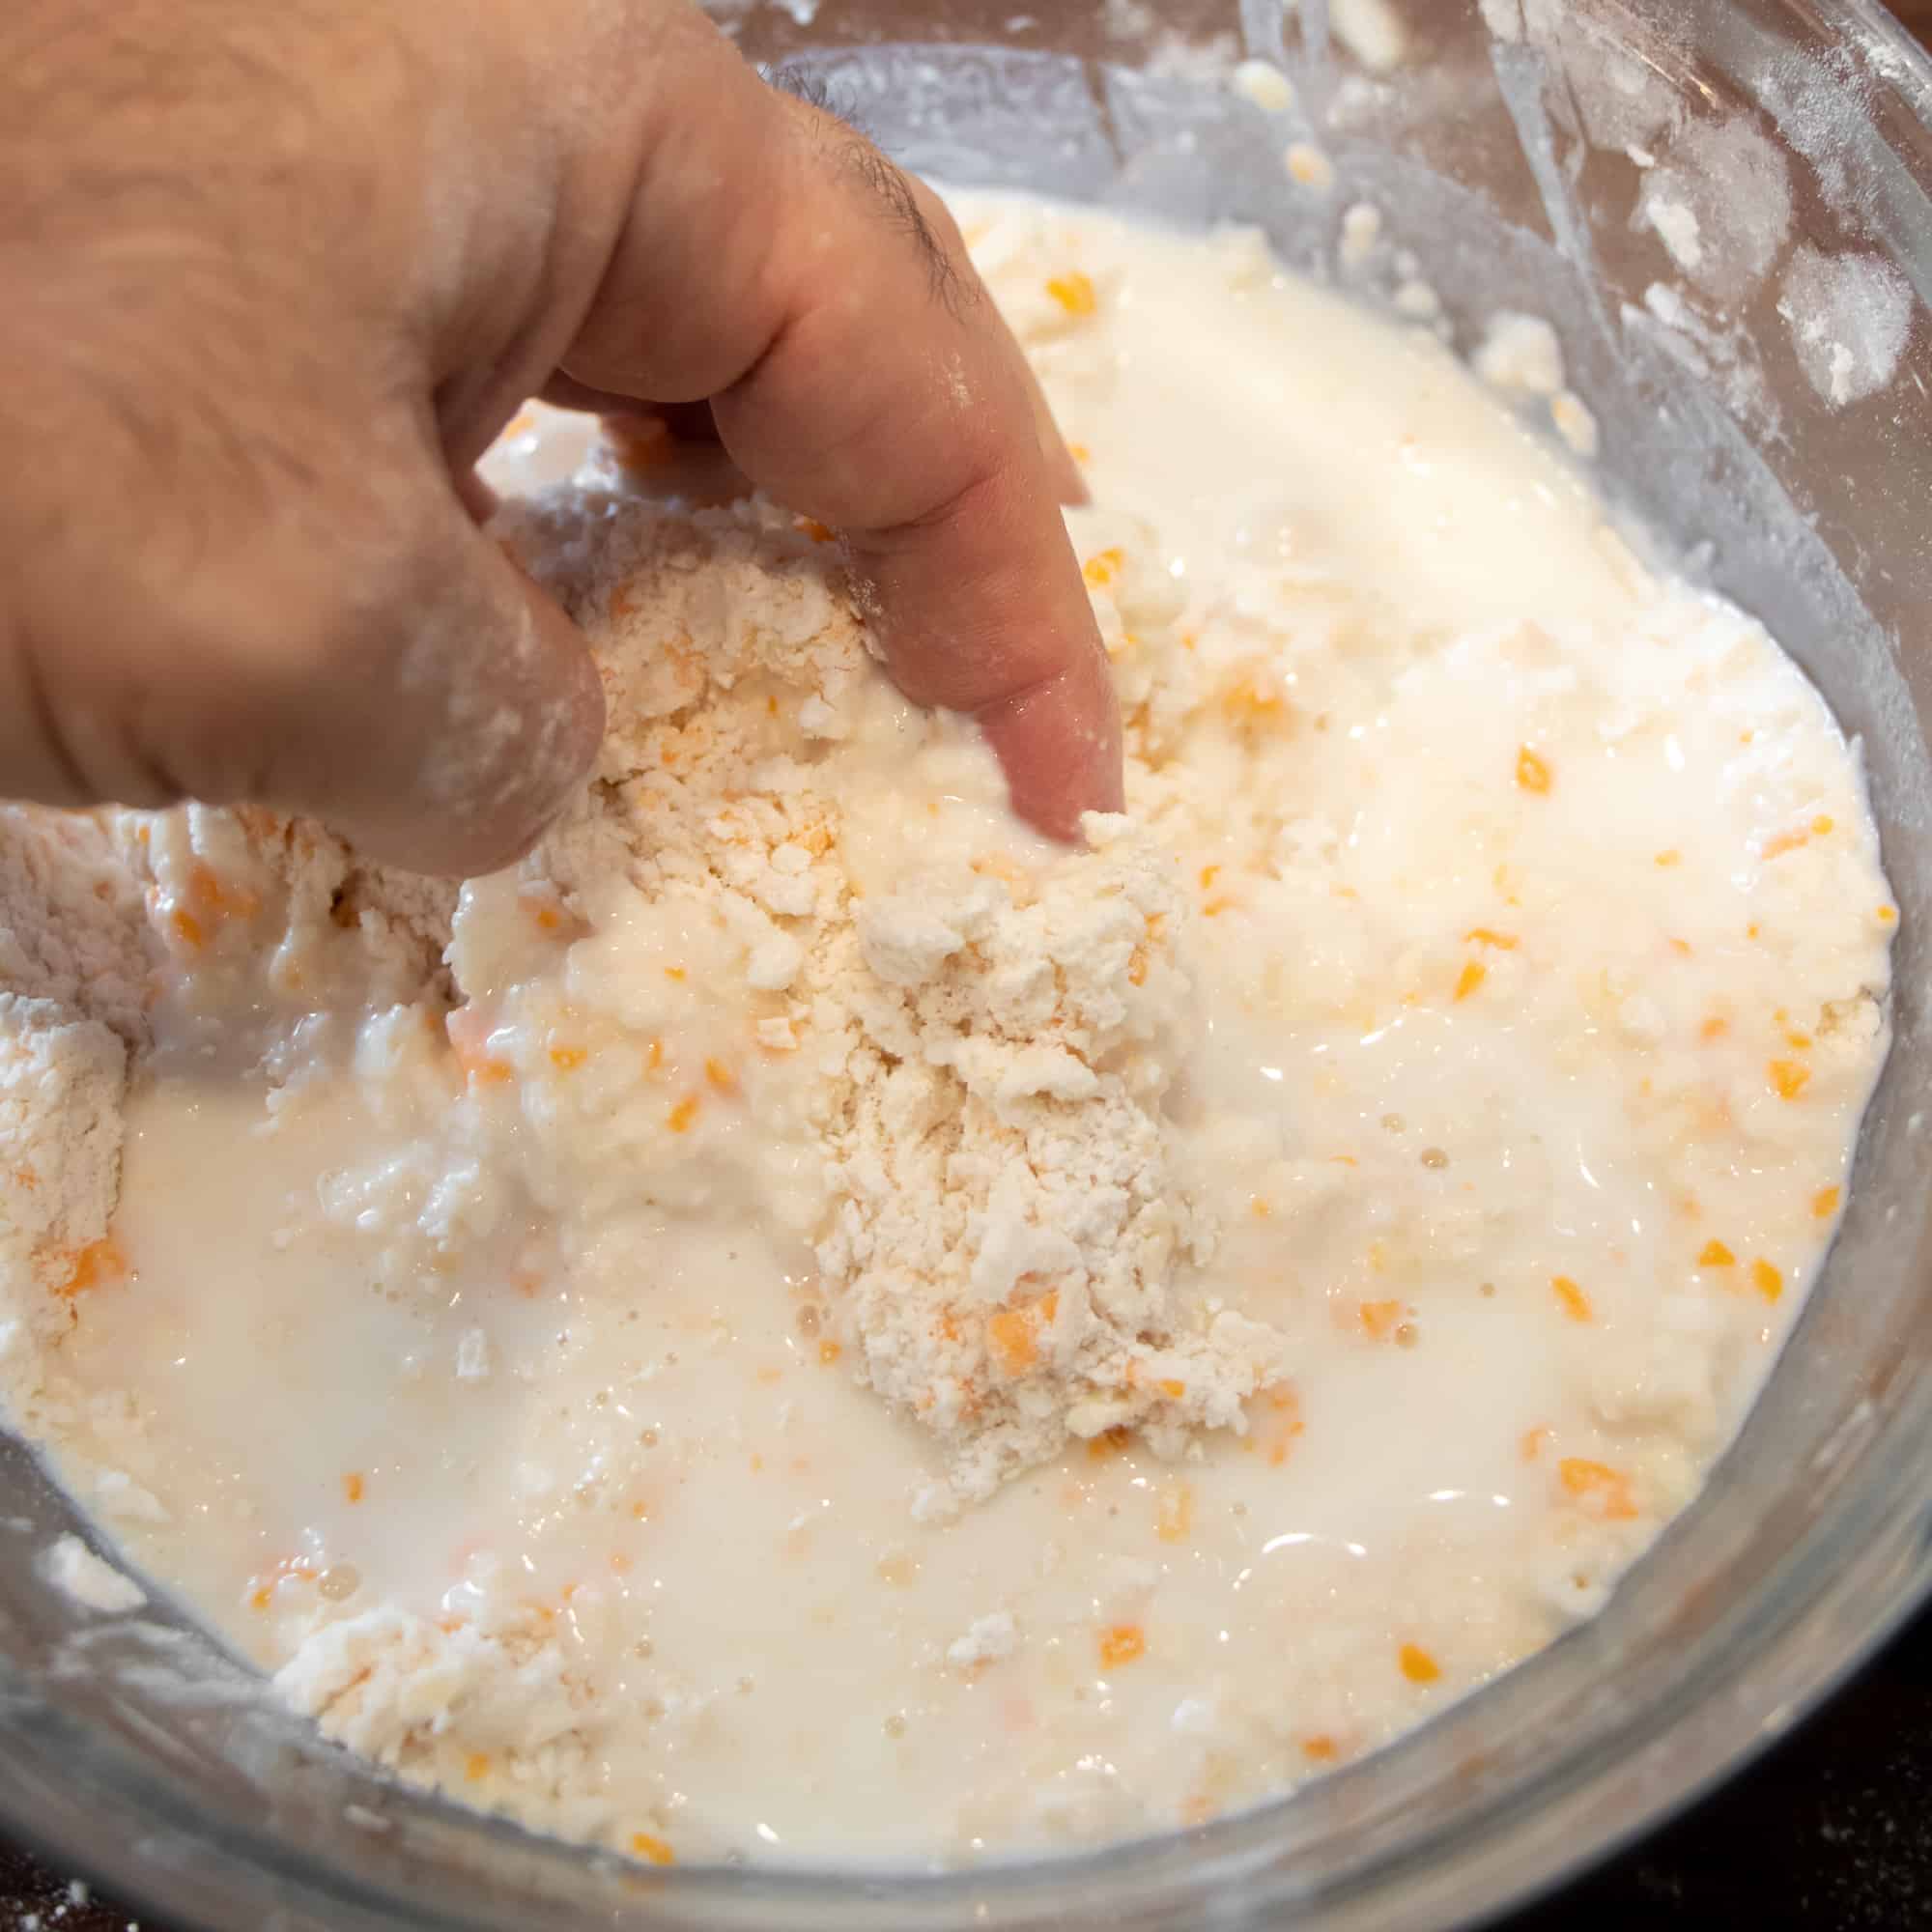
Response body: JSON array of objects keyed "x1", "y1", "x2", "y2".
[{"x1": 0, "y1": 193, "x2": 1895, "y2": 1865}]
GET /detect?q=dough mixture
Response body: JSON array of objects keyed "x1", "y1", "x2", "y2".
[{"x1": 0, "y1": 193, "x2": 1896, "y2": 1863}]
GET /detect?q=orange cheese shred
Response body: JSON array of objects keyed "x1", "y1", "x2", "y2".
[
  {"x1": 1047, "y1": 270, "x2": 1098, "y2": 317},
  {"x1": 1558, "y1": 1458, "x2": 1638, "y2": 1520},
  {"x1": 1358, "y1": 1299, "x2": 1405, "y2": 1341},
  {"x1": 1551, "y1": 1275, "x2": 1592, "y2": 1322},
  {"x1": 1399, "y1": 1642, "x2": 1441, "y2": 1685},
  {"x1": 1515, "y1": 746, "x2": 1552, "y2": 794},
  {"x1": 53, "y1": 1237, "x2": 125, "y2": 1298}
]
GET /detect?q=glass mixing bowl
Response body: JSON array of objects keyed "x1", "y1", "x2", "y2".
[{"x1": 2, "y1": 2, "x2": 1927, "y2": 1926}]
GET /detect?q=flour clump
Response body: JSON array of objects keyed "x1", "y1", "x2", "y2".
[{"x1": 488, "y1": 487, "x2": 1284, "y2": 1501}]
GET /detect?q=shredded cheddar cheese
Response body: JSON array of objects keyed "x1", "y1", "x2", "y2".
[
  {"x1": 1551, "y1": 1276, "x2": 1592, "y2": 1322},
  {"x1": 605, "y1": 415, "x2": 675, "y2": 473},
  {"x1": 1358, "y1": 1299, "x2": 1405, "y2": 1341},
  {"x1": 1047, "y1": 270, "x2": 1098, "y2": 316},
  {"x1": 1156, "y1": 1483, "x2": 1194, "y2": 1544},
  {"x1": 1398, "y1": 1643, "x2": 1441, "y2": 1685},
  {"x1": 1515, "y1": 746, "x2": 1552, "y2": 794},
  {"x1": 986, "y1": 1308, "x2": 1038, "y2": 1376},
  {"x1": 1558, "y1": 1458, "x2": 1637, "y2": 1521},
  {"x1": 53, "y1": 1236, "x2": 124, "y2": 1298}
]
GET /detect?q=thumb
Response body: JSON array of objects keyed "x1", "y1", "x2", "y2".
[
  {"x1": 291, "y1": 508, "x2": 608, "y2": 875},
  {"x1": 8, "y1": 473, "x2": 605, "y2": 879}
]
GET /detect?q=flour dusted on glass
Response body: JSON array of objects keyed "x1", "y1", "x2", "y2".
[
  {"x1": 1777, "y1": 245, "x2": 1915, "y2": 409},
  {"x1": 43, "y1": 1533, "x2": 145, "y2": 1614},
  {"x1": 0, "y1": 190, "x2": 1897, "y2": 1866}
]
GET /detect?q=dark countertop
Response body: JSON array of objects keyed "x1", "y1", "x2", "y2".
[{"x1": 4, "y1": 1597, "x2": 1932, "y2": 1930}]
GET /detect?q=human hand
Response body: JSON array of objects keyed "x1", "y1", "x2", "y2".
[{"x1": 0, "y1": 0, "x2": 1122, "y2": 874}]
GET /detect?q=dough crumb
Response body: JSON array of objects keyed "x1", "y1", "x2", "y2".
[
  {"x1": 1475, "y1": 311, "x2": 1566, "y2": 397},
  {"x1": 947, "y1": 1610, "x2": 1019, "y2": 1667},
  {"x1": 1231, "y1": 59, "x2": 1295, "y2": 113},
  {"x1": 43, "y1": 1533, "x2": 145, "y2": 1612}
]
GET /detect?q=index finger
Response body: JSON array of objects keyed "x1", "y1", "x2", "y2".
[{"x1": 554, "y1": 25, "x2": 1122, "y2": 838}]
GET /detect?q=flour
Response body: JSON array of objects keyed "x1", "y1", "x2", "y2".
[
  {"x1": 0, "y1": 810, "x2": 151, "y2": 1042},
  {"x1": 1777, "y1": 245, "x2": 1915, "y2": 410},
  {"x1": 0, "y1": 810, "x2": 151, "y2": 1349},
  {"x1": 814, "y1": 816, "x2": 1278, "y2": 1500},
  {"x1": 277, "y1": 1606, "x2": 582, "y2": 1764},
  {"x1": 946, "y1": 1610, "x2": 1019, "y2": 1668},
  {"x1": 0, "y1": 1000, "x2": 128, "y2": 1338},
  {"x1": 478, "y1": 487, "x2": 1283, "y2": 1502},
  {"x1": 1640, "y1": 194, "x2": 1704, "y2": 274},
  {"x1": 1474, "y1": 312, "x2": 1599, "y2": 457},
  {"x1": 132, "y1": 805, "x2": 457, "y2": 1017},
  {"x1": 1633, "y1": 118, "x2": 1794, "y2": 302}
]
